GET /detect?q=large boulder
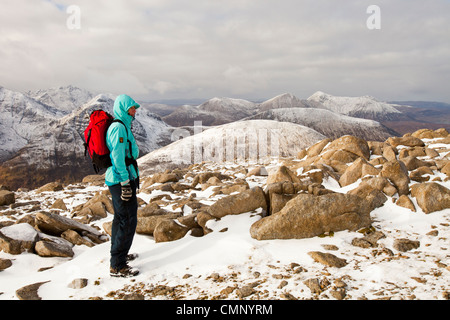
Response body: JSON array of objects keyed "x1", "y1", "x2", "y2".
[
  {"x1": 136, "y1": 213, "x2": 181, "y2": 235},
  {"x1": 250, "y1": 193, "x2": 372, "y2": 240},
  {"x1": 387, "y1": 136, "x2": 425, "y2": 148},
  {"x1": 153, "y1": 219, "x2": 190, "y2": 243},
  {"x1": 35, "y1": 237, "x2": 74, "y2": 258},
  {"x1": 208, "y1": 187, "x2": 268, "y2": 218},
  {"x1": 339, "y1": 158, "x2": 379, "y2": 187},
  {"x1": 327, "y1": 135, "x2": 370, "y2": 160},
  {"x1": 380, "y1": 160, "x2": 410, "y2": 195},
  {"x1": 410, "y1": 182, "x2": 450, "y2": 214},
  {"x1": 0, "y1": 223, "x2": 39, "y2": 254},
  {"x1": 266, "y1": 166, "x2": 300, "y2": 185},
  {"x1": 35, "y1": 211, "x2": 103, "y2": 238}
]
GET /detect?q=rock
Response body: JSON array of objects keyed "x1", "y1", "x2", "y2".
[
  {"x1": 412, "y1": 128, "x2": 449, "y2": 139},
  {"x1": 303, "y1": 278, "x2": 322, "y2": 294},
  {"x1": 236, "y1": 285, "x2": 255, "y2": 298},
  {"x1": 250, "y1": 193, "x2": 372, "y2": 240},
  {"x1": 208, "y1": 187, "x2": 267, "y2": 218},
  {"x1": 348, "y1": 182, "x2": 387, "y2": 211},
  {"x1": 352, "y1": 231, "x2": 386, "y2": 248},
  {"x1": 395, "y1": 195, "x2": 416, "y2": 212},
  {"x1": 266, "y1": 166, "x2": 300, "y2": 185},
  {"x1": 150, "y1": 172, "x2": 180, "y2": 184},
  {"x1": 191, "y1": 172, "x2": 231, "y2": 188},
  {"x1": 308, "y1": 251, "x2": 348, "y2": 268},
  {"x1": 330, "y1": 288, "x2": 346, "y2": 300},
  {"x1": 399, "y1": 147, "x2": 426, "y2": 159},
  {"x1": 338, "y1": 159, "x2": 362, "y2": 187},
  {"x1": 322, "y1": 149, "x2": 359, "y2": 164},
  {"x1": 103, "y1": 221, "x2": 112, "y2": 236},
  {"x1": 82, "y1": 175, "x2": 105, "y2": 186},
  {"x1": 123, "y1": 293, "x2": 145, "y2": 300},
  {"x1": 68, "y1": 278, "x2": 88, "y2": 289},
  {"x1": 400, "y1": 156, "x2": 431, "y2": 171},
  {"x1": 339, "y1": 158, "x2": 379, "y2": 187},
  {"x1": 36, "y1": 182, "x2": 64, "y2": 193},
  {"x1": 136, "y1": 213, "x2": 181, "y2": 235},
  {"x1": 410, "y1": 182, "x2": 450, "y2": 213},
  {"x1": 425, "y1": 148, "x2": 440, "y2": 158},
  {"x1": 246, "y1": 166, "x2": 268, "y2": 177},
  {"x1": 35, "y1": 238, "x2": 74, "y2": 258},
  {"x1": 382, "y1": 145, "x2": 398, "y2": 162},
  {"x1": 306, "y1": 138, "x2": 332, "y2": 157},
  {"x1": 328, "y1": 135, "x2": 370, "y2": 160},
  {"x1": 0, "y1": 258, "x2": 12, "y2": 271},
  {"x1": 138, "y1": 203, "x2": 169, "y2": 217},
  {"x1": 177, "y1": 213, "x2": 201, "y2": 230},
  {"x1": 61, "y1": 229, "x2": 95, "y2": 247},
  {"x1": 0, "y1": 190, "x2": 15, "y2": 206},
  {"x1": 360, "y1": 176, "x2": 397, "y2": 197},
  {"x1": 153, "y1": 219, "x2": 190, "y2": 243},
  {"x1": 387, "y1": 136, "x2": 425, "y2": 148},
  {"x1": 74, "y1": 194, "x2": 114, "y2": 218},
  {"x1": 50, "y1": 199, "x2": 67, "y2": 211},
  {"x1": 217, "y1": 183, "x2": 249, "y2": 195},
  {"x1": 0, "y1": 223, "x2": 39, "y2": 254},
  {"x1": 441, "y1": 162, "x2": 450, "y2": 177},
  {"x1": 409, "y1": 166, "x2": 434, "y2": 182},
  {"x1": 35, "y1": 211, "x2": 102, "y2": 237},
  {"x1": 393, "y1": 238, "x2": 420, "y2": 252},
  {"x1": 380, "y1": 160, "x2": 410, "y2": 196},
  {"x1": 270, "y1": 193, "x2": 298, "y2": 215},
  {"x1": 196, "y1": 211, "x2": 216, "y2": 234},
  {"x1": 16, "y1": 281, "x2": 50, "y2": 300}
]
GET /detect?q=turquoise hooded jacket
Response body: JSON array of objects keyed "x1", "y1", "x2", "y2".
[{"x1": 105, "y1": 94, "x2": 140, "y2": 186}]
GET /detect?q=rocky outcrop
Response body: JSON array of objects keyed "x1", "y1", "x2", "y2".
[
  {"x1": 410, "y1": 183, "x2": 450, "y2": 214},
  {"x1": 208, "y1": 187, "x2": 267, "y2": 218},
  {"x1": 250, "y1": 193, "x2": 372, "y2": 240}
]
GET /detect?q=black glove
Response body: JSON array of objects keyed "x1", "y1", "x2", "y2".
[{"x1": 121, "y1": 184, "x2": 133, "y2": 201}]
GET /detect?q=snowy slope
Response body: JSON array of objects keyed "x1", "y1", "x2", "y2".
[
  {"x1": 0, "y1": 135, "x2": 449, "y2": 301},
  {"x1": 163, "y1": 97, "x2": 258, "y2": 127},
  {"x1": 0, "y1": 91, "x2": 172, "y2": 189},
  {"x1": 307, "y1": 91, "x2": 405, "y2": 121},
  {"x1": 257, "y1": 93, "x2": 311, "y2": 111},
  {"x1": 0, "y1": 86, "x2": 64, "y2": 162},
  {"x1": 138, "y1": 120, "x2": 326, "y2": 175},
  {"x1": 26, "y1": 85, "x2": 94, "y2": 115},
  {"x1": 246, "y1": 107, "x2": 398, "y2": 141}
]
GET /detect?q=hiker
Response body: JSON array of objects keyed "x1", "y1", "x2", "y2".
[{"x1": 106, "y1": 94, "x2": 140, "y2": 277}]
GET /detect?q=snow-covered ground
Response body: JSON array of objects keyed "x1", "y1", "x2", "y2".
[{"x1": 0, "y1": 156, "x2": 449, "y2": 301}]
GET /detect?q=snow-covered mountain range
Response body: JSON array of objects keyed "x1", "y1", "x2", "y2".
[
  {"x1": 0, "y1": 86, "x2": 170, "y2": 189},
  {"x1": 0, "y1": 85, "x2": 431, "y2": 190},
  {"x1": 307, "y1": 91, "x2": 407, "y2": 121},
  {"x1": 245, "y1": 107, "x2": 397, "y2": 141}
]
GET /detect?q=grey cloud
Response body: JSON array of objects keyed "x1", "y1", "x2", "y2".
[{"x1": 0, "y1": 0, "x2": 449, "y2": 102}]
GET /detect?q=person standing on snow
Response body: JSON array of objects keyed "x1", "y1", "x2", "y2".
[{"x1": 106, "y1": 94, "x2": 140, "y2": 277}]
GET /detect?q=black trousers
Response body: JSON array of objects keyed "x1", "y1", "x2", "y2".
[{"x1": 108, "y1": 180, "x2": 138, "y2": 270}]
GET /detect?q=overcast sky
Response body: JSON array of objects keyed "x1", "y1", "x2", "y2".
[{"x1": 1, "y1": 0, "x2": 449, "y2": 103}]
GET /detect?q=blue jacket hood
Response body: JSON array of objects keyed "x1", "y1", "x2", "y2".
[{"x1": 113, "y1": 94, "x2": 140, "y2": 127}]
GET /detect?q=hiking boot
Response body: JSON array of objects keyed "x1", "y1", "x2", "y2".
[
  {"x1": 110, "y1": 264, "x2": 139, "y2": 278},
  {"x1": 126, "y1": 253, "x2": 139, "y2": 262}
]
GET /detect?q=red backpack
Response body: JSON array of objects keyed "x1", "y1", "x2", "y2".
[
  {"x1": 84, "y1": 109, "x2": 137, "y2": 176},
  {"x1": 84, "y1": 110, "x2": 117, "y2": 173}
]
